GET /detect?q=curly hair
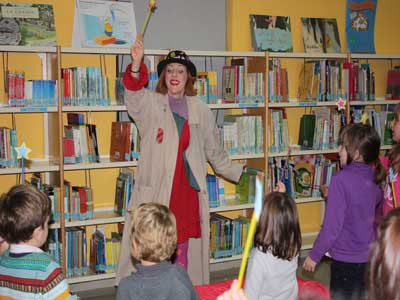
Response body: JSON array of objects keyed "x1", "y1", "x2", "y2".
[
  {"x1": 155, "y1": 67, "x2": 196, "y2": 96},
  {"x1": 130, "y1": 203, "x2": 177, "y2": 263}
]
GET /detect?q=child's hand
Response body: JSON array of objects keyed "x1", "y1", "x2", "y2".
[
  {"x1": 320, "y1": 185, "x2": 329, "y2": 199},
  {"x1": 303, "y1": 256, "x2": 317, "y2": 272},
  {"x1": 217, "y1": 280, "x2": 247, "y2": 300},
  {"x1": 274, "y1": 181, "x2": 286, "y2": 193}
]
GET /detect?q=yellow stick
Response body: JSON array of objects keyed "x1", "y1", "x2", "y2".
[
  {"x1": 392, "y1": 181, "x2": 398, "y2": 208},
  {"x1": 140, "y1": 9, "x2": 153, "y2": 37},
  {"x1": 237, "y1": 214, "x2": 257, "y2": 288}
]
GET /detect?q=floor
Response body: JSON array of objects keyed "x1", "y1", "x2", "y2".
[{"x1": 73, "y1": 255, "x2": 331, "y2": 300}]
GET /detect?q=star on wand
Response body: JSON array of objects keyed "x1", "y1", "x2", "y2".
[
  {"x1": 237, "y1": 173, "x2": 263, "y2": 288},
  {"x1": 15, "y1": 142, "x2": 32, "y2": 184}
]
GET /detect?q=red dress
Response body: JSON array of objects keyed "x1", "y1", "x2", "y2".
[{"x1": 169, "y1": 120, "x2": 201, "y2": 243}]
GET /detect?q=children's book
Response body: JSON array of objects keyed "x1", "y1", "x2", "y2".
[
  {"x1": 249, "y1": 15, "x2": 292, "y2": 52},
  {"x1": 73, "y1": 0, "x2": 137, "y2": 48},
  {"x1": 0, "y1": 3, "x2": 56, "y2": 46},
  {"x1": 346, "y1": 0, "x2": 377, "y2": 53},
  {"x1": 301, "y1": 18, "x2": 341, "y2": 53}
]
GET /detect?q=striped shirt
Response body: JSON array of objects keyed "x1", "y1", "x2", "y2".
[{"x1": 0, "y1": 248, "x2": 74, "y2": 300}]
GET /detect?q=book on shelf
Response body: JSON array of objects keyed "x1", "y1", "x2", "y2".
[
  {"x1": 72, "y1": 0, "x2": 137, "y2": 48},
  {"x1": 0, "y1": 127, "x2": 18, "y2": 168},
  {"x1": 110, "y1": 121, "x2": 140, "y2": 162},
  {"x1": 300, "y1": 17, "x2": 341, "y2": 53},
  {"x1": 386, "y1": 68, "x2": 400, "y2": 100},
  {"x1": 236, "y1": 167, "x2": 264, "y2": 204},
  {"x1": 114, "y1": 168, "x2": 134, "y2": 216},
  {"x1": 249, "y1": 14, "x2": 293, "y2": 52},
  {"x1": 345, "y1": 0, "x2": 377, "y2": 53},
  {"x1": 0, "y1": 3, "x2": 56, "y2": 46}
]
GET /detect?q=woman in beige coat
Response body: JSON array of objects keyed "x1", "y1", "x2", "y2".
[{"x1": 116, "y1": 37, "x2": 244, "y2": 285}]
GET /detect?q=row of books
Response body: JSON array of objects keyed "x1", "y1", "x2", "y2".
[
  {"x1": 347, "y1": 61, "x2": 375, "y2": 102},
  {"x1": 61, "y1": 67, "x2": 111, "y2": 106},
  {"x1": 210, "y1": 213, "x2": 249, "y2": 259},
  {"x1": 298, "y1": 108, "x2": 342, "y2": 150},
  {"x1": 0, "y1": 127, "x2": 17, "y2": 168},
  {"x1": 221, "y1": 115, "x2": 263, "y2": 155},
  {"x1": 387, "y1": 67, "x2": 400, "y2": 100},
  {"x1": 195, "y1": 71, "x2": 218, "y2": 104},
  {"x1": 7, "y1": 70, "x2": 57, "y2": 106},
  {"x1": 89, "y1": 229, "x2": 122, "y2": 275},
  {"x1": 64, "y1": 113, "x2": 100, "y2": 164},
  {"x1": 114, "y1": 168, "x2": 134, "y2": 216},
  {"x1": 298, "y1": 60, "x2": 346, "y2": 102},
  {"x1": 268, "y1": 59, "x2": 289, "y2": 102},
  {"x1": 207, "y1": 168, "x2": 264, "y2": 208},
  {"x1": 222, "y1": 58, "x2": 265, "y2": 104},
  {"x1": 352, "y1": 107, "x2": 394, "y2": 145},
  {"x1": 268, "y1": 154, "x2": 339, "y2": 198},
  {"x1": 65, "y1": 227, "x2": 122, "y2": 277}
]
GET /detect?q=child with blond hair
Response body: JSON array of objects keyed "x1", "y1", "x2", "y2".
[{"x1": 117, "y1": 202, "x2": 198, "y2": 300}]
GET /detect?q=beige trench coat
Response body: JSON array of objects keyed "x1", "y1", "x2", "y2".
[{"x1": 116, "y1": 88, "x2": 244, "y2": 285}]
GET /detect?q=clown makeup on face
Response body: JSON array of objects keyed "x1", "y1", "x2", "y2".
[{"x1": 165, "y1": 63, "x2": 188, "y2": 99}]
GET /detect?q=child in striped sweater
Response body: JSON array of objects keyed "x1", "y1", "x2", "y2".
[{"x1": 0, "y1": 184, "x2": 74, "y2": 300}]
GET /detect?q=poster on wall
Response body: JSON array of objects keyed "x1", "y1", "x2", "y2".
[
  {"x1": 346, "y1": 0, "x2": 377, "y2": 53},
  {"x1": 72, "y1": 0, "x2": 137, "y2": 48},
  {"x1": 0, "y1": 3, "x2": 56, "y2": 46},
  {"x1": 249, "y1": 15, "x2": 292, "y2": 52},
  {"x1": 301, "y1": 18, "x2": 341, "y2": 53}
]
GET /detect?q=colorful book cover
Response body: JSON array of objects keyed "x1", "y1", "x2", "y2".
[
  {"x1": 0, "y1": 3, "x2": 56, "y2": 46},
  {"x1": 346, "y1": 0, "x2": 377, "y2": 53},
  {"x1": 250, "y1": 15, "x2": 292, "y2": 52},
  {"x1": 74, "y1": 0, "x2": 137, "y2": 48},
  {"x1": 301, "y1": 18, "x2": 341, "y2": 53}
]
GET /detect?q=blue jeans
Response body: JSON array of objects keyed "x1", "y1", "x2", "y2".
[{"x1": 330, "y1": 259, "x2": 366, "y2": 300}]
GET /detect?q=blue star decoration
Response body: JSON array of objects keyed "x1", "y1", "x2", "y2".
[{"x1": 15, "y1": 142, "x2": 32, "y2": 159}]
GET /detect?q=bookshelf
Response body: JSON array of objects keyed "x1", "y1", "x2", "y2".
[
  {"x1": 0, "y1": 45, "x2": 270, "y2": 284},
  {"x1": 2, "y1": 45, "x2": 398, "y2": 285}
]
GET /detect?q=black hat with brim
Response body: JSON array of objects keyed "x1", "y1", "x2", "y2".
[{"x1": 157, "y1": 50, "x2": 197, "y2": 77}]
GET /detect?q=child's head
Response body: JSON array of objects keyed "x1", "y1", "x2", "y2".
[
  {"x1": 0, "y1": 184, "x2": 51, "y2": 246},
  {"x1": 392, "y1": 104, "x2": 400, "y2": 143},
  {"x1": 339, "y1": 123, "x2": 380, "y2": 164},
  {"x1": 254, "y1": 192, "x2": 301, "y2": 260},
  {"x1": 130, "y1": 202, "x2": 177, "y2": 263},
  {"x1": 339, "y1": 123, "x2": 385, "y2": 184},
  {"x1": 366, "y1": 207, "x2": 400, "y2": 300}
]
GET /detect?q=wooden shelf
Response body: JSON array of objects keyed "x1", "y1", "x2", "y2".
[
  {"x1": 67, "y1": 272, "x2": 116, "y2": 284},
  {"x1": 65, "y1": 210, "x2": 124, "y2": 228},
  {"x1": 229, "y1": 153, "x2": 264, "y2": 160},
  {"x1": 296, "y1": 197, "x2": 324, "y2": 204},
  {"x1": 62, "y1": 105, "x2": 126, "y2": 112},
  {"x1": 269, "y1": 101, "x2": 338, "y2": 108},
  {"x1": 209, "y1": 103, "x2": 265, "y2": 109},
  {"x1": 64, "y1": 157, "x2": 138, "y2": 171},
  {"x1": 0, "y1": 45, "x2": 56, "y2": 53},
  {"x1": 210, "y1": 203, "x2": 254, "y2": 213},
  {"x1": 349, "y1": 100, "x2": 400, "y2": 106},
  {"x1": 268, "y1": 148, "x2": 338, "y2": 157},
  {"x1": 0, "y1": 106, "x2": 57, "y2": 113},
  {"x1": 0, "y1": 160, "x2": 59, "y2": 175}
]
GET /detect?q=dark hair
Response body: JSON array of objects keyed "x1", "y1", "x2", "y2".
[
  {"x1": 155, "y1": 67, "x2": 196, "y2": 96},
  {"x1": 366, "y1": 207, "x2": 400, "y2": 300},
  {"x1": 254, "y1": 192, "x2": 301, "y2": 260},
  {"x1": 0, "y1": 184, "x2": 51, "y2": 244},
  {"x1": 340, "y1": 123, "x2": 386, "y2": 184}
]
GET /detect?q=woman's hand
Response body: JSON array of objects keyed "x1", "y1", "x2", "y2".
[
  {"x1": 303, "y1": 256, "x2": 317, "y2": 272},
  {"x1": 130, "y1": 34, "x2": 144, "y2": 71}
]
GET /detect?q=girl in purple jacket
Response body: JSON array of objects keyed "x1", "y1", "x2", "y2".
[{"x1": 303, "y1": 123, "x2": 385, "y2": 300}]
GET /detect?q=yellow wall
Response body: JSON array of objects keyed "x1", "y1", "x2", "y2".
[
  {"x1": 0, "y1": 0, "x2": 117, "y2": 210},
  {"x1": 226, "y1": 0, "x2": 400, "y2": 232}
]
